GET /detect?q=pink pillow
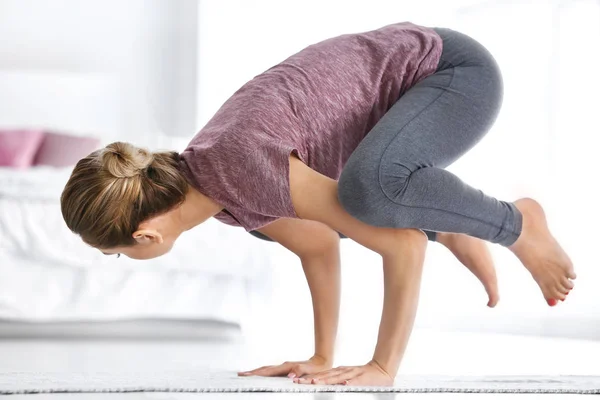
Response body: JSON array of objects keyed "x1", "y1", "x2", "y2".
[
  {"x1": 34, "y1": 132, "x2": 101, "y2": 167},
  {"x1": 0, "y1": 130, "x2": 46, "y2": 168}
]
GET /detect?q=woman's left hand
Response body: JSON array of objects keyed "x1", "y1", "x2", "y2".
[{"x1": 293, "y1": 360, "x2": 394, "y2": 386}]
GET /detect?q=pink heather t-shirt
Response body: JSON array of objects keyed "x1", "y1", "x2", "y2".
[{"x1": 180, "y1": 22, "x2": 442, "y2": 232}]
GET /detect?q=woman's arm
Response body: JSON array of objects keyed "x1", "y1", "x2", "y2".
[
  {"x1": 288, "y1": 154, "x2": 425, "y2": 255},
  {"x1": 288, "y1": 155, "x2": 427, "y2": 384},
  {"x1": 373, "y1": 237, "x2": 426, "y2": 378},
  {"x1": 258, "y1": 219, "x2": 341, "y2": 363}
]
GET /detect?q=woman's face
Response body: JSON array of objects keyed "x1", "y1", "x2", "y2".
[
  {"x1": 98, "y1": 217, "x2": 177, "y2": 260},
  {"x1": 100, "y1": 239, "x2": 174, "y2": 260}
]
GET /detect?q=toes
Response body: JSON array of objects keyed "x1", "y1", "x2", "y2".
[
  {"x1": 569, "y1": 271, "x2": 577, "y2": 280},
  {"x1": 541, "y1": 272, "x2": 575, "y2": 306},
  {"x1": 558, "y1": 283, "x2": 572, "y2": 296},
  {"x1": 557, "y1": 278, "x2": 574, "y2": 301},
  {"x1": 554, "y1": 290, "x2": 567, "y2": 301},
  {"x1": 483, "y1": 277, "x2": 500, "y2": 308},
  {"x1": 482, "y1": 274, "x2": 499, "y2": 308},
  {"x1": 550, "y1": 284, "x2": 567, "y2": 299},
  {"x1": 487, "y1": 292, "x2": 500, "y2": 308},
  {"x1": 562, "y1": 277, "x2": 575, "y2": 290},
  {"x1": 546, "y1": 286, "x2": 569, "y2": 306},
  {"x1": 566, "y1": 265, "x2": 576, "y2": 280}
]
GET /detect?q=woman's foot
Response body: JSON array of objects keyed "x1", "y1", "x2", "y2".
[
  {"x1": 509, "y1": 198, "x2": 576, "y2": 306},
  {"x1": 438, "y1": 232, "x2": 500, "y2": 307}
]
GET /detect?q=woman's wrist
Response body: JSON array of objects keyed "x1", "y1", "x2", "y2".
[
  {"x1": 310, "y1": 353, "x2": 333, "y2": 368},
  {"x1": 369, "y1": 358, "x2": 395, "y2": 380}
]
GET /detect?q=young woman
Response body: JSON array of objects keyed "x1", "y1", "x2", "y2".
[{"x1": 61, "y1": 22, "x2": 575, "y2": 386}]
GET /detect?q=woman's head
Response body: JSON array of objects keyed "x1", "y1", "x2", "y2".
[{"x1": 61, "y1": 142, "x2": 189, "y2": 259}]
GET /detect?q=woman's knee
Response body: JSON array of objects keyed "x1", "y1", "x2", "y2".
[
  {"x1": 478, "y1": 53, "x2": 504, "y2": 115},
  {"x1": 338, "y1": 160, "x2": 413, "y2": 228},
  {"x1": 469, "y1": 41, "x2": 504, "y2": 114},
  {"x1": 338, "y1": 160, "x2": 384, "y2": 224}
]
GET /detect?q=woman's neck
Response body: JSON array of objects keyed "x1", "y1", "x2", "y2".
[{"x1": 178, "y1": 186, "x2": 223, "y2": 231}]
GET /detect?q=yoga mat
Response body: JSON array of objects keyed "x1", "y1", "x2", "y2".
[{"x1": 1, "y1": 371, "x2": 599, "y2": 394}]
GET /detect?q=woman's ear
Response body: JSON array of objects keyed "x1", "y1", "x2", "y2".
[{"x1": 133, "y1": 229, "x2": 164, "y2": 245}]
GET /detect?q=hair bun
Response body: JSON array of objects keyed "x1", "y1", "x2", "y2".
[{"x1": 101, "y1": 142, "x2": 154, "y2": 178}]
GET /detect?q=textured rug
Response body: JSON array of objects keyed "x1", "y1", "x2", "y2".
[{"x1": 1, "y1": 371, "x2": 599, "y2": 395}]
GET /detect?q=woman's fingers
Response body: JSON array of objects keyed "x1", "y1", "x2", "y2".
[
  {"x1": 295, "y1": 367, "x2": 346, "y2": 384},
  {"x1": 242, "y1": 359, "x2": 332, "y2": 379},
  {"x1": 299, "y1": 368, "x2": 338, "y2": 382},
  {"x1": 318, "y1": 369, "x2": 360, "y2": 385},
  {"x1": 288, "y1": 364, "x2": 311, "y2": 378},
  {"x1": 238, "y1": 366, "x2": 271, "y2": 376},
  {"x1": 239, "y1": 363, "x2": 292, "y2": 377},
  {"x1": 252, "y1": 363, "x2": 293, "y2": 377},
  {"x1": 293, "y1": 363, "x2": 394, "y2": 386}
]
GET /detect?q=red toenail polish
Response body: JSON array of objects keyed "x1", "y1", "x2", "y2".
[{"x1": 548, "y1": 299, "x2": 557, "y2": 306}]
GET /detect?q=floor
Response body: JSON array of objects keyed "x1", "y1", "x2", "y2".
[
  {"x1": 1, "y1": 328, "x2": 598, "y2": 399},
  {"x1": 3, "y1": 394, "x2": 591, "y2": 399}
]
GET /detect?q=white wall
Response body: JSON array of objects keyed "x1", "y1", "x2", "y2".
[
  {"x1": 196, "y1": 0, "x2": 600, "y2": 345},
  {"x1": 196, "y1": 0, "x2": 459, "y2": 127},
  {"x1": 0, "y1": 0, "x2": 197, "y2": 145}
]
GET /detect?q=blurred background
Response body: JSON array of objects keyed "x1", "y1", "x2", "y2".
[{"x1": 0, "y1": 0, "x2": 598, "y2": 377}]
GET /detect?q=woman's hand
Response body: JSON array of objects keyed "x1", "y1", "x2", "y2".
[
  {"x1": 293, "y1": 360, "x2": 394, "y2": 386},
  {"x1": 238, "y1": 355, "x2": 332, "y2": 379}
]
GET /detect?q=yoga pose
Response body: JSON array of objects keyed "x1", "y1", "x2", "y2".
[{"x1": 61, "y1": 22, "x2": 575, "y2": 386}]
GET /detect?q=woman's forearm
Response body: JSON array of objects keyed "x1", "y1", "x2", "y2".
[
  {"x1": 300, "y1": 248, "x2": 341, "y2": 364},
  {"x1": 372, "y1": 242, "x2": 426, "y2": 377},
  {"x1": 289, "y1": 155, "x2": 413, "y2": 256},
  {"x1": 289, "y1": 154, "x2": 428, "y2": 376}
]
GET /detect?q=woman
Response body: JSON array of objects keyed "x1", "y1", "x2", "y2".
[{"x1": 61, "y1": 22, "x2": 575, "y2": 386}]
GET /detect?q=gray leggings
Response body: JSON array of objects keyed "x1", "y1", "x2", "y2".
[
  {"x1": 250, "y1": 27, "x2": 522, "y2": 246},
  {"x1": 337, "y1": 27, "x2": 522, "y2": 247}
]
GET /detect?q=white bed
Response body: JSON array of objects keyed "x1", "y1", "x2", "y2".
[
  {"x1": 0, "y1": 69, "x2": 275, "y2": 335},
  {"x1": 0, "y1": 165, "x2": 275, "y2": 335}
]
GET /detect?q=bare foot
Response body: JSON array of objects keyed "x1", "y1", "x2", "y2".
[
  {"x1": 509, "y1": 198, "x2": 576, "y2": 306},
  {"x1": 438, "y1": 232, "x2": 500, "y2": 308}
]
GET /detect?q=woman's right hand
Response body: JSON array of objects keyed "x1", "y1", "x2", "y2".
[{"x1": 238, "y1": 354, "x2": 332, "y2": 379}]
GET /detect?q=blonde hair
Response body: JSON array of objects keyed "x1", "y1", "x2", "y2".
[{"x1": 61, "y1": 142, "x2": 189, "y2": 248}]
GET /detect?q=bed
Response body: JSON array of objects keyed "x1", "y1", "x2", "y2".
[
  {"x1": 0, "y1": 70, "x2": 275, "y2": 338},
  {"x1": 0, "y1": 164, "x2": 275, "y2": 336}
]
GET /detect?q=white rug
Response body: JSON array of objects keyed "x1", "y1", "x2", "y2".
[{"x1": 1, "y1": 371, "x2": 599, "y2": 394}]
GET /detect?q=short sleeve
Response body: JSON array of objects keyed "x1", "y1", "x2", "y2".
[{"x1": 235, "y1": 140, "x2": 300, "y2": 221}]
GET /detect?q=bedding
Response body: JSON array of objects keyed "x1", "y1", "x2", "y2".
[
  {"x1": 33, "y1": 131, "x2": 101, "y2": 167},
  {"x1": 0, "y1": 130, "x2": 45, "y2": 168},
  {"x1": 0, "y1": 167, "x2": 274, "y2": 326}
]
